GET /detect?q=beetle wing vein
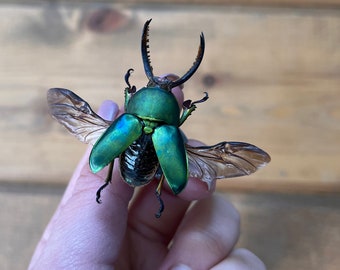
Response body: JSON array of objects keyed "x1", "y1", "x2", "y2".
[
  {"x1": 47, "y1": 88, "x2": 112, "y2": 145},
  {"x1": 186, "y1": 141, "x2": 271, "y2": 189}
]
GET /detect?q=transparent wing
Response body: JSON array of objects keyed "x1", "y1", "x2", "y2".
[
  {"x1": 186, "y1": 141, "x2": 271, "y2": 189},
  {"x1": 47, "y1": 88, "x2": 112, "y2": 145}
]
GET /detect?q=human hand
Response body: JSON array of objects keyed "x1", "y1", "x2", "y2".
[{"x1": 29, "y1": 82, "x2": 265, "y2": 270}]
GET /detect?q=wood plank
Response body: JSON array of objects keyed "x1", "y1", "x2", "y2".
[
  {"x1": 0, "y1": 3, "x2": 339, "y2": 192},
  {"x1": 4, "y1": 0, "x2": 340, "y2": 7},
  {"x1": 135, "y1": 0, "x2": 340, "y2": 7},
  {"x1": 127, "y1": 0, "x2": 340, "y2": 8}
]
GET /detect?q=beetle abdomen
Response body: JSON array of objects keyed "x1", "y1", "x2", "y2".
[{"x1": 120, "y1": 133, "x2": 159, "y2": 186}]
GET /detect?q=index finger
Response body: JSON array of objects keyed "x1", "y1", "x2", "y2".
[
  {"x1": 29, "y1": 101, "x2": 134, "y2": 269},
  {"x1": 125, "y1": 81, "x2": 214, "y2": 246}
]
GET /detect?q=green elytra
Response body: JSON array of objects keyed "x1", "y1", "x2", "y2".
[{"x1": 89, "y1": 19, "x2": 207, "y2": 210}]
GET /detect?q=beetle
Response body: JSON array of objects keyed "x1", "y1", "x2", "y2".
[{"x1": 47, "y1": 19, "x2": 270, "y2": 218}]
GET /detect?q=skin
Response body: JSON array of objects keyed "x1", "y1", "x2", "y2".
[{"x1": 29, "y1": 80, "x2": 266, "y2": 270}]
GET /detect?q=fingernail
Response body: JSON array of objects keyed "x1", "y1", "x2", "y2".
[
  {"x1": 171, "y1": 264, "x2": 192, "y2": 270},
  {"x1": 98, "y1": 100, "x2": 119, "y2": 120}
]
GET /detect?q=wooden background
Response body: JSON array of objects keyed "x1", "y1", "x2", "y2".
[{"x1": 1, "y1": 1, "x2": 339, "y2": 269}]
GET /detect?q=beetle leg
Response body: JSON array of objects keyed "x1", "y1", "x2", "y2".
[
  {"x1": 96, "y1": 161, "x2": 114, "y2": 203},
  {"x1": 124, "y1": 68, "x2": 136, "y2": 93},
  {"x1": 179, "y1": 92, "x2": 209, "y2": 126},
  {"x1": 179, "y1": 106, "x2": 194, "y2": 126},
  {"x1": 154, "y1": 175, "x2": 165, "y2": 218},
  {"x1": 124, "y1": 69, "x2": 136, "y2": 110}
]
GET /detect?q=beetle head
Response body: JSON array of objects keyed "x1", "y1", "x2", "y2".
[{"x1": 141, "y1": 19, "x2": 205, "y2": 91}]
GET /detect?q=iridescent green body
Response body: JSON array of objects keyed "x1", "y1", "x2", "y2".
[
  {"x1": 89, "y1": 114, "x2": 143, "y2": 174},
  {"x1": 89, "y1": 85, "x2": 189, "y2": 195},
  {"x1": 89, "y1": 19, "x2": 205, "y2": 199},
  {"x1": 152, "y1": 125, "x2": 188, "y2": 194}
]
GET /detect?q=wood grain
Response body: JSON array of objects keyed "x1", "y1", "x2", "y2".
[
  {"x1": 0, "y1": 3, "x2": 339, "y2": 193},
  {"x1": 127, "y1": 0, "x2": 340, "y2": 7},
  {"x1": 4, "y1": 0, "x2": 340, "y2": 7}
]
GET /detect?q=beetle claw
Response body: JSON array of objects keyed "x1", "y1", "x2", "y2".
[
  {"x1": 154, "y1": 174, "x2": 165, "y2": 218},
  {"x1": 95, "y1": 161, "x2": 114, "y2": 204},
  {"x1": 96, "y1": 182, "x2": 109, "y2": 204},
  {"x1": 154, "y1": 191, "x2": 164, "y2": 218},
  {"x1": 192, "y1": 92, "x2": 209, "y2": 105},
  {"x1": 183, "y1": 92, "x2": 209, "y2": 110}
]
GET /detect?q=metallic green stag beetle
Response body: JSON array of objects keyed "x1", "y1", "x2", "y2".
[{"x1": 47, "y1": 19, "x2": 270, "y2": 217}]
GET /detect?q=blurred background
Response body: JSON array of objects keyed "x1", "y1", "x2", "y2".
[{"x1": 1, "y1": 1, "x2": 339, "y2": 269}]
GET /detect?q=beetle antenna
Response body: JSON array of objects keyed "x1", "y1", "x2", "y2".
[
  {"x1": 141, "y1": 19, "x2": 155, "y2": 83},
  {"x1": 169, "y1": 33, "x2": 205, "y2": 88}
]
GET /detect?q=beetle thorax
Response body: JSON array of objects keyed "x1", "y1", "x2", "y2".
[{"x1": 126, "y1": 87, "x2": 181, "y2": 128}]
